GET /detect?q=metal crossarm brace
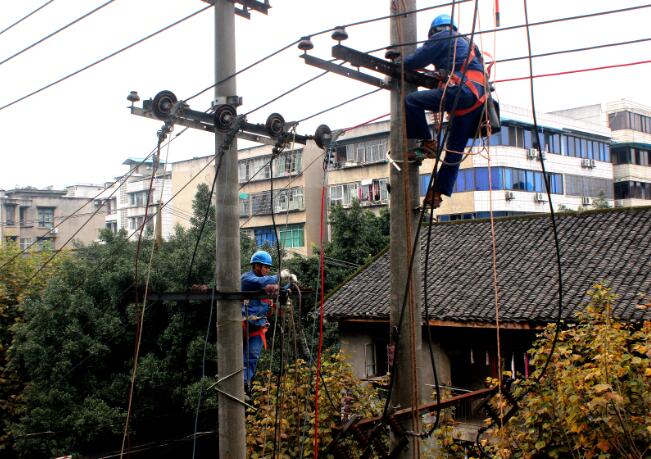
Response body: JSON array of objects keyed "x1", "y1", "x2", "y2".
[
  {"x1": 131, "y1": 105, "x2": 309, "y2": 146},
  {"x1": 331, "y1": 45, "x2": 442, "y2": 89},
  {"x1": 301, "y1": 54, "x2": 393, "y2": 90}
]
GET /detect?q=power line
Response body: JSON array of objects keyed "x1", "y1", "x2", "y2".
[
  {"x1": 0, "y1": 0, "x2": 55, "y2": 37},
  {"x1": 496, "y1": 37, "x2": 651, "y2": 64},
  {"x1": 0, "y1": 4, "x2": 212, "y2": 112},
  {"x1": 184, "y1": 0, "x2": 473, "y2": 103},
  {"x1": 367, "y1": 3, "x2": 651, "y2": 54},
  {"x1": 0, "y1": 0, "x2": 117, "y2": 67},
  {"x1": 495, "y1": 59, "x2": 651, "y2": 83}
]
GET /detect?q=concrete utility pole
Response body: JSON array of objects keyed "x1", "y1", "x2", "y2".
[
  {"x1": 388, "y1": 1, "x2": 423, "y2": 457},
  {"x1": 214, "y1": 0, "x2": 245, "y2": 457}
]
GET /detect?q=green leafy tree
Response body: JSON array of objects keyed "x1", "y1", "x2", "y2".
[
  {"x1": 484, "y1": 284, "x2": 650, "y2": 458},
  {"x1": 0, "y1": 243, "x2": 67, "y2": 455}
]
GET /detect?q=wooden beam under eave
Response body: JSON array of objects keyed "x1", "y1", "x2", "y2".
[
  {"x1": 338, "y1": 318, "x2": 545, "y2": 330},
  {"x1": 427, "y1": 319, "x2": 545, "y2": 330}
]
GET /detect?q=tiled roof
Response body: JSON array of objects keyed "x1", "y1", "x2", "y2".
[{"x1": 324, "y1": 207, "x2": 651, "y2": 324}]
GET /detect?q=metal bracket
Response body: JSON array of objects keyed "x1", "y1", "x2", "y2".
[
  {"x1": 130, "y1": 105, "x2": 309, "y2": 146},
  {"x1": 331, "y1": 44, "x2": 443, "y2": 89},
  {"x1": 301, "y1": 54, "x2": 393, "y2": 90},
  {"x1": 212, "y1": 95, "x2": 243, "y2": 108}
]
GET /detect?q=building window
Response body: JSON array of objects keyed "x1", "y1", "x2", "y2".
[
  {"x1": 36, "y1": 237, "x2": 53, "y2": 251},
  {"x1": 565, "y1": 175, "x2": 613, "y2": 198},
  {"x1": 4, "y1": 205, "x2": 16, "y2": 225},
  {"x1": 19, "y1": 207, "x2": 29, "y2": 226},
  {"x1": 128, "y1": 190, "x2": 151, "y2": 207},
  {"x1": 274, "y1": 187, "x2": 304, "y2": 213},
  {"x1": 239, "y1": 156, "x2": 272, "y2": 183},
  {"x1": 128, "y1": 215, "x2": 146, "y2": 231},
  {"x1": 254, "y1": 227, "x2": 277, "y2": 247},
  {"x1": 329, "y1": 183, "x2": 360, "y2": 207},
  {"x1": 451, "y1": 167, "x2": 563, "y2": 194},
  {"x1": 364, "y1": 343, "x2": 377, "y2": 378},
  {"x1": 105, "y1": 221, "x2": 118, "y2": 234},
  {"x1": 611, "y1": 147, "x2": 651, "y2": 166},
  {"x1": 330, "y1": 136, "x2": 388, "y2": 168},
  {"x1": 108, "y1": 197, "x2": 118, "y2": 214},
  {"x1": 272, "y1": 150, "x2": 302, "y2": 177},
  {"x1": 37, "y1": 207, "x2": 55, "y2": 228},
  {"x1": 609, "y1": 111, "x2": 651, "y2": 134},
  {"x1": 251, "y1": 191, "x2": 272, "y2": 215},
  {"x1": 279, "y1": 224, "x2": 305, "y2": 248},
  {"x1": 239, "y1": 196, "x2": 250, "y2": 217},
  {"x1": 614, "y1": 181, "x2": 651, "y2": 200},
  {"x1": 19, "y1": 237, "x2": 32, "y2": 251}
]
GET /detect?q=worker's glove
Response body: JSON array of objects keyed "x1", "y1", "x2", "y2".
[
  {"x1": 263, "y1": 284, "x2": 279, "y2": 295},
  {"x1": 280, "y1": 269, "x2": 298, "y2": 285}
]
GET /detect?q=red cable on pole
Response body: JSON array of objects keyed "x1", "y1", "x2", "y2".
[{"x1": 495, "y1": 59, "x2": 651, "y2": 83}]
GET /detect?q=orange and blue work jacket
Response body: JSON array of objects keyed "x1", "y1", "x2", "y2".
[{"x1": 241, "y1": 270, "x2": 278, "y2": 348}]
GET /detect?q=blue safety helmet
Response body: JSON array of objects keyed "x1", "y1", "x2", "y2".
[
  {"x1": 430, "y1": 14, "x2": 457, "y2": 31},
  {"x1": 250, "y1": 250, "x2": 272, "y2": 267}
]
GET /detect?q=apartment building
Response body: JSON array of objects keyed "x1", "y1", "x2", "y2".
[
  {"x1": 0, "y1": 187, "x2": 106, "y2": 251},
  {"x1": 170, "y1": 140, "x2": 326, "y2": 256},
  {"x1": 160, "y1": 100, "x2": 651, "y2": 253},
  {"x1": 552, "y1": 99, "x2": 651, "y2": 208},
  {"x1": 323, "y1": 103, "x2": 614, "y2": 222},
  {"x1": 99, "y1": 158, "x2": 173, "y2": 239}
]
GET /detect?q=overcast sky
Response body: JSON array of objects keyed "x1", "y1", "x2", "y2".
[{"x1": 0, "y1": 0, "x2": 649, "y2": 190}]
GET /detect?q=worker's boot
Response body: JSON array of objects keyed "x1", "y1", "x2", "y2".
[{"x1": 423, "y1": 189, "x2": 443, "y2": 209}]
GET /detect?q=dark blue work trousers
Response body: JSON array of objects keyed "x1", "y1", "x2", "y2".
[
  {"x1": 405, "y1": 84, "x2": 484, "y2": 196},
  {"x1": 243, "y1": 332, "x2": 264, "y2": 388}
]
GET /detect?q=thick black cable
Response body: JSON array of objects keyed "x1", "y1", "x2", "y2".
[
  {"x1": 377, "y1": 0, "x2": 480, "y2": 438},
  {"x1": 0, "y1": 4, "x2": 212, "y2": 112},
  {"x1": 191, "y1": 268, "x2": 217, "y2": 459},
  {"x1": 368, "y1": 3, "x2": 651, "y2": 54},
  {"x1": 0, "y1": 0, "x2": 55, "y2": 37},
  {"x1": 475, "y1": 0, "x2": 566, "y2": 454},
  {"x1": 516, "y1": 0, "x2": 564, "y2": 397},
  {"x1": 0, "y1": 0, "x2": 116, "y2": 67}
]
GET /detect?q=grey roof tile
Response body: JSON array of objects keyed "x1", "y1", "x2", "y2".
[{"x1": 325, "y1": 207, "x2": 651, "y2": 324}]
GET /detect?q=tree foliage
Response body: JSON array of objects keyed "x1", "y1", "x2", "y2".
[
  {"x1": 483, "y1": 284, "x2": 651, "y2": 458},
  {"x1": 0, "y1": 243, "x2": 68, "y2": 454},
  {"x1": 246, "y1": 353, "x2": 383, "y2": 458}
]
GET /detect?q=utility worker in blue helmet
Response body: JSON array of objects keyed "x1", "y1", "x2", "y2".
[
  {"x1": 242, "y1": 250, "x2": 277, "y2": 392},
  {"x1": 403, "y1": 14, "x2": 488, "y2": 209},
  {"x1": 241, "y1": 250, "x2": 296, "y2": 392}
]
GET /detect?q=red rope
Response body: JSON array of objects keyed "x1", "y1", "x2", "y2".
[{"x1": 495, "y1": 59, "x2": 651, "y2": 83}]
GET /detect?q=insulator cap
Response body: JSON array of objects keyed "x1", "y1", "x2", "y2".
[
  {"x1": 127, "y1": 90, "x2": 140, "y2": 103},
  {"x1": 298, "y1": 36, "x2": 314, "y2": 52},
  {"x1": 331, "y1": 26, "x2": 348, "y2": 42},
  {"x1": 385, "y1": 49, "x2": 400, "y2": 61}
]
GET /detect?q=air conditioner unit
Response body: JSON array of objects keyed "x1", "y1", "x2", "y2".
[
  {"x1": 51, "y1": 227, "x2": 59, "y2": 234},
  {"x1": 539, "y1": 150, "x2": 546, "y2": 160},
  {"x1": 527, "y1": 148, "x2": 538, "y2": 160},
  {"x1": 580, "y1": 158, "x2": 594, "y2": 168},
  {"x1": 581, "y1": 196, "x2": 592, "y2": 206},
  {"x1": 504, "y1": 191, "x2": 515, "y2": 200},
  {"x1": 534, "y1": 192, "x2": 547, "y2": 202}
]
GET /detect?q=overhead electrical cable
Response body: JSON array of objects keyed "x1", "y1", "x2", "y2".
[
  {"x1": 0, "y1": 0, "x2": 117, "y2": 67},
  {"x1": 0, "y1": 0, "x2": 55, "y2": 37},
  {"x1": 368, "y1": 3, "x2": 651, "y2": 54},
  {"x1": 0, "y1": 4, "x2": 212, "y2": 112}
]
